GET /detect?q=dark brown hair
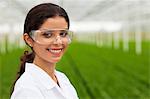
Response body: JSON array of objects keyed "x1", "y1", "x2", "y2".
[{"x1": 11, "y1": 3, "x2": 70, "y2": 95}]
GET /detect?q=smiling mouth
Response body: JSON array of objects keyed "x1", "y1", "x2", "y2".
[{"x1": 46, "y1": 48, "x2": 63, "y2": 54}]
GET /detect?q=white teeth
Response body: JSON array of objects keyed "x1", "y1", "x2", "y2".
[
  {"x1": 47, "y1": 48, "x2": 62, "y2": 53},
  {"x1": 51, "y1": 49, "x2": 61, "y2": 53}
]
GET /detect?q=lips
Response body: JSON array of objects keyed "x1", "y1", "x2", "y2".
[
  {"x1": 50, "y1": 49, "x2": 62, "y2": 53},
  {"x1": 46, "y1": 48, "x2": 63, "y2": 55}
]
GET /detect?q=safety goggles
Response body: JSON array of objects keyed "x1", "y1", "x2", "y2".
[{"x1": 29, "y1": 29, "x2": 73, "y2": 45}]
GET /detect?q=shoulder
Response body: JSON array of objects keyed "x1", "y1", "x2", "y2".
[
  {"x1": 11, "y1": 87, "x2": 43, "y2": 99},
  {"x1": 14, "y1": 72, "x2": 35, "y2": 88},
  {"x1": 11, "y1": 73, "x2": 43, "y2": 99}
]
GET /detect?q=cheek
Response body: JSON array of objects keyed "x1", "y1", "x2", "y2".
[
  {"x1": 63, "y1": 44, "x2": 69, "y2": 53},
  {"x1": 32, "y1": 44, "x2": 45, "y2": 56}
]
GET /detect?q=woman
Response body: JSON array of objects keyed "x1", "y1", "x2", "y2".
[{"x1": 11, "y1": 3, "x2": 78, "y2": 99}]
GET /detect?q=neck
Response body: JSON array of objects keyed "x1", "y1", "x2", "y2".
[{"x1": 33, "y1": 55, "x2": 57, "y2": 82}]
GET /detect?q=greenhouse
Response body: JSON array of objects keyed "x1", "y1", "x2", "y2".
[{"x1": 0, "y1": 0, "x2": 149, "y2": 99}]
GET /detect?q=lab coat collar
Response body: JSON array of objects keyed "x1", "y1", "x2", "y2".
[{"x1": 25, "y1": 63, "x2": 57, "y2": 90}]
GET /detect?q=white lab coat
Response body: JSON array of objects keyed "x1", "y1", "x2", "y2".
[{"x1": 11, "y1": 63, "x2": 79, "y2": 99}]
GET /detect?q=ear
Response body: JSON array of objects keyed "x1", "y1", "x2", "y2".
[{"x1": 23, "y1": 33, "x2": 33, "y2": 47}]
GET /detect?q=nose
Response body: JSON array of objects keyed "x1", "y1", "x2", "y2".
[{"x1": 53, "y1": 36, "x2": 62, "y2": 44}]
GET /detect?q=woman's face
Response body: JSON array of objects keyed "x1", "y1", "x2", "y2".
[{"x1": 30, "y1": 16, "x2": 69, "y2": 64}]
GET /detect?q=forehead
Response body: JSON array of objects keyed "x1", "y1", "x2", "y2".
[{"x1": 39, "y1": 16, "x2": 68, "y2": 30}]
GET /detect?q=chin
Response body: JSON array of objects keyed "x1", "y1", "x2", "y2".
[
  {"x1": 51, "y1": 59, "x2": 60, "y2": 63},
  {"x1": 47, "y1": 57, "x2": 62, "y2": 63}
]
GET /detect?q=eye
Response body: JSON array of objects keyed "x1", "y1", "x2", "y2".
[
  {"x1": 42, "y1": 31, "x2": 53, "y2": 38},
  {"x1": 60, "y1": 31, "x2": 68, "y2": 37}
]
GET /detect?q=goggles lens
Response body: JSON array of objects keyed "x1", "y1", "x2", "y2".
[{"x1": 29, "y1": 29, "x2": 73, "y2": 44}]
